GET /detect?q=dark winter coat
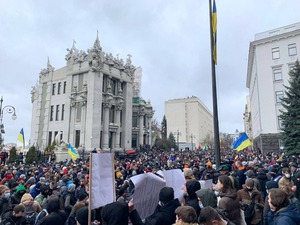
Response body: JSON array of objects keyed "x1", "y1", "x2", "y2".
[
  {"x1": 256, "y1": 171, "x2": 269, "y2": 199},
  {"x1": 1, "y1": 211, "x2": 27, "y2": 225},
  {"x1": 129, "y1": 198, "x2": 181, "y2": 225},
  {"x1": 268, "y1": 203, "x2": 300, "y2": 225},
  {"x1": 185, "y1": 180, "x2": 201, "y2": 216},
  {"x1": 101, "y1": 201, "x2": 129, "y2": 225},
  {"x1": 39, "y1": 211, "x2": 67, "y2": 225},
  {"x1": 237, "y1": 187, "x2": 264, "y2": 225},
  {"x1": 218, "y1": 191, "x2": 241, "y2": 225}
]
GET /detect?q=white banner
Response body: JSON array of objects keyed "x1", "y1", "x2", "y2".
[{"x1": 90, "y1": 153, "x2": 114, "y2": 209}]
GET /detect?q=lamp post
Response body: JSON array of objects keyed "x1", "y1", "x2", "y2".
[
  {"x1": 0, "y1": 96, "x2": 17, "y2": 145},
  {"x1": 175, "y1": 129, "x2": 181, "y2": 151}
]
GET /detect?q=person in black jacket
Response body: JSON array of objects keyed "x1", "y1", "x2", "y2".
[
  {"x1": 1, "y1": 204, "x2": 27, "y2": 225},
  {"x1": 184, "y1": 179, "x2": 201, "y2": 217},
  {"x1": 128, "y1": 186, "x2": 181, "y2": 225},
  {"x1": 39, "y1": 196, "x2": 67, "y2": 225}
]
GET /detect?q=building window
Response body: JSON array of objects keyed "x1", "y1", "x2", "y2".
[
  {"x1": 58, "y1": 82, "x2": 61, "y2": 94},
  {"x1": 110, "y1": 79, "x2": 117, "y2": 95},
  {"x1": 275, "y1": 91, "x2": 284, "y2": 103},
  {"x1": 61, "y1": 104, "x2": 65, "y2": 121},
  {"x1": 288, "y1": 43, "x2": 297, "y2": 56},
  {"x1": 132, "y1": 112, "x2": 138, "y2": 127},
  {"x1": 63, "y1": 81, "x2": 67, "y2": 94},
  {"x1": 56, "y1": 105, "x2": 60, "y2": 121},
  {"x1": 48, "y1": 131, "x2": 52, "y2": 147},
  {"x1": 109, "y1": 105, "x2": 115, "y2": 123},
  {"x1": 278, "y1": 116, "x2": 284, "y2": 129},
  {"x1": 76, "y1": 104, "x2": 82, "y2": 122},
  {"x1": 54, "y1": 131, "x2": 58, "y2": 140},
  {"x1": 132, "y1": 134, "x2": 138, "y2": 148},
  {"x1": 272, "y1": 47, "x2": 280, "y2": 59},
  {"x1": 52, "y1": 83, "x2": 56, "y2": 95},
  {"x1": 273, "y1": 67, "x2": 282, "y2": 81},
  {"x1": 75, "y1": 130, "x2": 80, "y2": 148},
  {"x1": 50, "y1": 105, "x2": 54, "y2": 121}
]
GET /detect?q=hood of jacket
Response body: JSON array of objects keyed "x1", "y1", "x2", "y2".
[
  {"x1": 16, "y1": 184, "x2": 26, "y2": 194},
  {"x1": 186, "y1": 180, "x2": 201, "y2": 199},
  {"x1": 196, "y1": 188, "x2": 217, "y2": 208}
]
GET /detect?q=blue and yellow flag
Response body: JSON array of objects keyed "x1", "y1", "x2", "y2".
[
  {"x1": 68, "y1": 143, "x2": 79, "y2": 160},
  {"x1": 17, "y1": 128, "x2": 25, "y2": 151},
  {"x1": 233, "y1": 133, "x2": 252, "y2": 152},
  {"x1": 212, "y1": 0, "x2": 217, "y2": 64}
]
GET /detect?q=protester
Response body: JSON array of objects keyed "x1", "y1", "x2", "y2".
[
  {"x1": 101, "y1": 201, "x2": 128, "y2": 225},
  {"x1": 174, "y1": 206, "x2": 198, "y2": 225},
  {"x1": 184, "y1": 179, "x2": 201, "y2": 216},
  {"x1": 1, "y1": 204, "x2": 27, "y2": 225},
  {"x1": 237, "y1": 178, "x2": 264, "y2": 225},
  {"x1": 198, "y1": 206, "x2": 235, "y2": 225},
  {"x1": 128, "y1": 186, "x2": 181, "y2": 225},
  {"x1": 216, "y1": 175, "x2": 241, "y2": 225},
  {"x1": 268, "y1": 188, "x2": 300, "y2": 225},
  {"x1": 39, "y1": 196, "x2": 67, "y2": 225},
  {"x1": 0, "y1": 184, "x2": 12, "y2": 219},
  {"x1": 278, "y1": 167, "x2": 294, "y2": 189}
]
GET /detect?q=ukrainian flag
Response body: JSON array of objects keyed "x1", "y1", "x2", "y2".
[
  {"x1": 17, "y1": 128, "x2": 25, "y2": 151},
  {"x1": 68, "y1": 143, "x2": 79, "y2": 160},
  {"x1": 233, "y1": 133, "x2": 252, "y2": 152},
  {"x1": 212, "y1": 0, "x2": 217, "y2": 65}
]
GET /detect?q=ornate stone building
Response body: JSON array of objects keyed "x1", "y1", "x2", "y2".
[{"x1": 30, "y1": 32, "x2": 154, "y2": 152}]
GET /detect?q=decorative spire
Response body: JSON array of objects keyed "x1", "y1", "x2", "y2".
[{"x1": 93, "y1": 30, "x2": 102, "y2": 51}]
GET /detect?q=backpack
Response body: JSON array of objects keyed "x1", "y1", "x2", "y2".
[
  {"x1": 243, "y1": 194, "x2": 256, "y2": 224},
  {"x1": 35, "y1": 209, "x2": 48, "y2": 225},
  {"x1": 22, "y1": 204, "x2": 36, "y2": 225}
]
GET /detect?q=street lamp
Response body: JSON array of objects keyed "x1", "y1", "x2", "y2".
[
  {"x1": 0, "y1": 96, "x2": 17, "y2": 145},
  {"x1": 175, "y1": 130, "x2": 181, "y2": 151}
]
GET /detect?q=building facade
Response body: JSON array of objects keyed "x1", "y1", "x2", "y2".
[
  {"x1": 30, "y1": 33, "x2": 153, "y2": 151},
  {"x1": 246, "y1": 22, "x2": 300, "y2": 152},
  {"x1": 165, "y1": 96, "x2": 213, "y2": 150}
]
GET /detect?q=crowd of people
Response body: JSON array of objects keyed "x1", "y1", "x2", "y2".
[{"x1": 0, "y1": 148, "x2": 299, "y2": 225}]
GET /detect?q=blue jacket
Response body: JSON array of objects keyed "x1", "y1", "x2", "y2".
[{"x1": 268, "y1": 203, "x2": 300, "y2": 225}]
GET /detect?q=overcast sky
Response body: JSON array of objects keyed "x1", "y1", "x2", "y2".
[{"x1": 0, "y1": 0, "x2": 299, "y2": 145}]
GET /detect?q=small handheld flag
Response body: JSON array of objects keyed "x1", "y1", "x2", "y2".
[
  {"x1": 68, "y1": 143, "x2": 79, "y2": 160},
  {"x1": 17, "y1": 128, "x2": 25, "y2": 151},
  {"x1": 233, "y1": 133, "x2": 252, "y2": 152}
]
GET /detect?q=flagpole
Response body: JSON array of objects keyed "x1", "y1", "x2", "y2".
[{"x1": 209, "y1": 0, "x2": 221, "y2": 168}]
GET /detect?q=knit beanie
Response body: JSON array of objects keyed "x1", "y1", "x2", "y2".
[{"x1": 159, "y1": 186, "x2": 174, "y2": 204}]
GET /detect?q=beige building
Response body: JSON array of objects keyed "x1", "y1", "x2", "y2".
[
  {"x1": 165, "y1": 96, "x2": 213, "y2": 150},
  {"x1": 30, "y1": 33, "x2": 154, "y2": 152},
  {"x1": 246, "y1": 22, "x2": 300, "y2": 152}
]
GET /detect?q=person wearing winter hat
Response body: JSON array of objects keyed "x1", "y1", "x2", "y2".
[
  {"x1": 129, "y1": 186, "x2": 181, "y2": 225},
  {"x1": 11, "y1": 184, "x2": 26, "y2": 207},
  {"x1": 184, "y1": 179, "x2": 201, "y2": 216},
  {"x1": 237, "y1": 178, "x2": 264, "y2": 225}
]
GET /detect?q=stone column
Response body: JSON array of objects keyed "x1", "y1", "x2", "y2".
[
  {"x1": 102, "y1": 102, "x2": 110, "y2": 151},
  {"x1": 139, "y1": 113, "x2": 144, "y2": 148},
  {"x1": 147, "y1": 116, "x2": 152, "y2": 146},
  {"x1": 114, "y1": 108, "x2": 122, "y2": 150}
]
